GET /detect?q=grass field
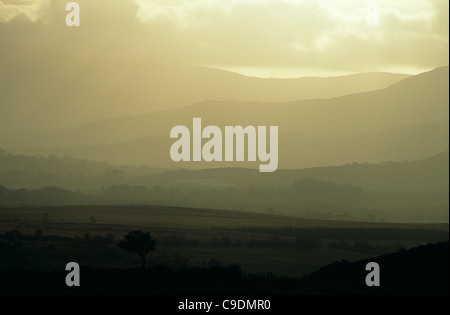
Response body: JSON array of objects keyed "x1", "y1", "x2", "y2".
[{"x1": 0, "y1": 205, "x2": 448, "y2": 278}]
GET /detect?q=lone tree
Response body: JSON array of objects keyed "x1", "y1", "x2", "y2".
[{"x1": 117, "y1": 231, "x2": 156, "y2": 268}]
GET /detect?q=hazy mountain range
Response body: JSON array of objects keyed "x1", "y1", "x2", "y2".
[
  {"x1": 0, "y1": 60, "x2": 409, "y2": 142},
  {"x1": 11, "y1": 66, "x2": 449, "y2": 169}
]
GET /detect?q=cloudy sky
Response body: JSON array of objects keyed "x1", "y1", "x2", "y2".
[{"x1": 0, "y1": 0, "x2": 448, "y2": 77}]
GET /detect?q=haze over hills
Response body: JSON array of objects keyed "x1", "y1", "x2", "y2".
[
  {"x1": 1, "y1": 148, "x2": 448, "y2": 193},
  {"x1": 18, "y1": 122, "x2": 449, "y2": 170},
  {"x1": 0, "y1": 150, "x2": 448, "y2": 222},
  {"x1": 15, "y1": 66, "x2": 449, "y2": 169},
  {"x1": 1, "y1": 0, "x2": 447, "y2": 294},
  {"x1": 0, "y1": 59, "x2": 409, "y2": 144},
  {"x1": 181, "y1": 151, "x2": 450, "y2": 192}
]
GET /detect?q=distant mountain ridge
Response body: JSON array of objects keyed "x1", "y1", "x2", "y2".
[
  {"x1": 0, "y1": 59, "x2": 410, "y2": 141},
  {"x1": 31, "y1": 66, "x2": 447, "y2": 145}
]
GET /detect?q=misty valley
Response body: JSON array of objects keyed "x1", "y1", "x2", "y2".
[{"x1": 0, "y1": 149, "x2": 448, "y2": 223}]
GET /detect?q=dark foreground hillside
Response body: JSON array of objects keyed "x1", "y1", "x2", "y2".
[
  {"x1": 299, "y1": 241, "x2": 449, "y2": 294},
  {"x1": 0, "y1": 242, "x2": 447, "y2": 295}
]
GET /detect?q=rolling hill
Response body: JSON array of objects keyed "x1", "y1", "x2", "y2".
[
  {"x1": 134, "y1": 151, "x2": 450, "y2": 192},
  {"x1": 1, "y1": 148, "x2": 448, "y2": 193}
]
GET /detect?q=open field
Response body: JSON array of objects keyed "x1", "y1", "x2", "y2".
[{"x1": 0, "y1": 205, "x2": 448, "y2": 278}]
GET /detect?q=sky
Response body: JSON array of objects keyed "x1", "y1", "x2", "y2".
[{"x1": 0, "y1": 0, "x2": 448, "y2": 78}]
